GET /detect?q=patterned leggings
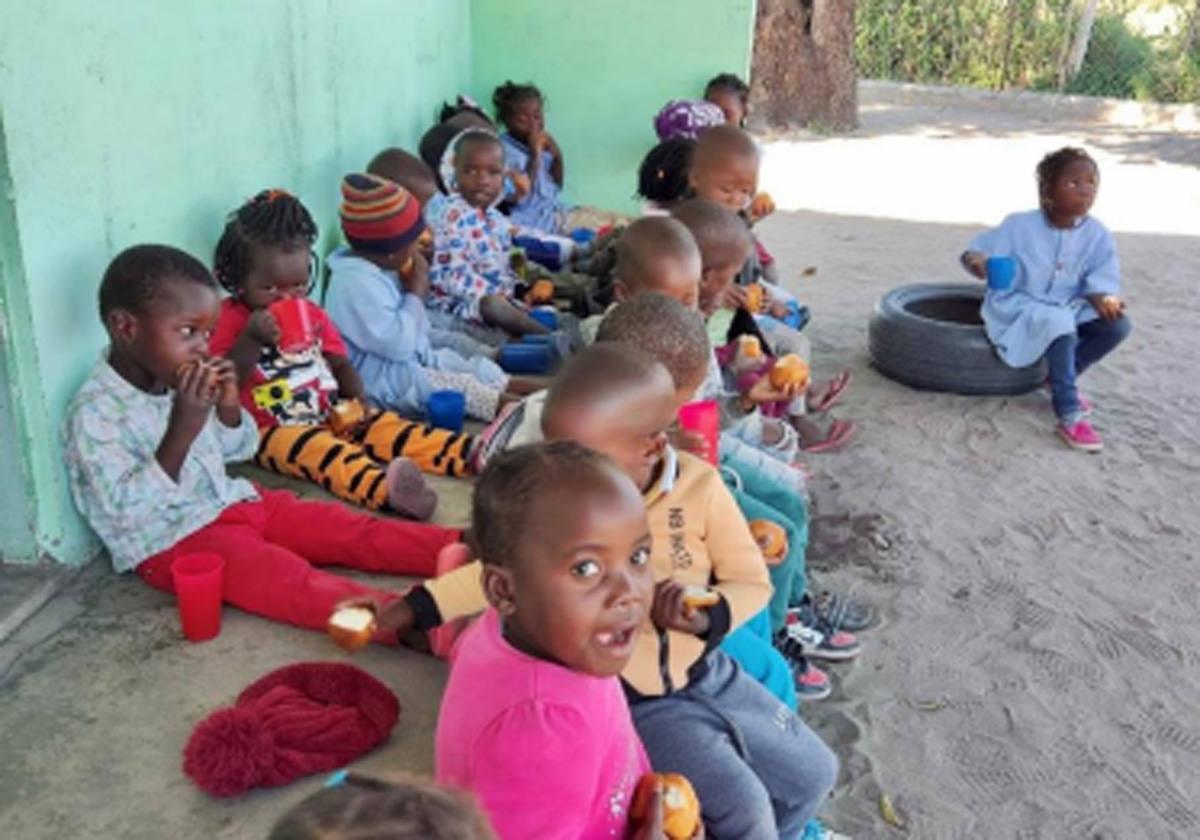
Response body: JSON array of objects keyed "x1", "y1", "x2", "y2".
[
  {"x1": 425, "y1": 370, "x2": 503, "y2": 421},
  {"x1": 256, "y1": 412, "x2": 475, "y2": 510}
]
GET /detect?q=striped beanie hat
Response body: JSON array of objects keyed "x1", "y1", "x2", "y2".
[{"x1": 339, "y1": 173, "x2": 425, "y2": 255}]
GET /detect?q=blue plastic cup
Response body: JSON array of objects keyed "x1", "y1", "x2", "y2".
[
  {"x1": 986, "y1": 256, "x2": 1017, "y2": 291},
  {"x1": 570, "y1": 227, "x2": 597, "y2": 245},
  {"x1": 521, "y1": 333, "x2": 556, "y2": 345},
  {"x1": 498, "y1": 343, "x2": 555, "y2": 374},
  {"x1": 427, "y1": 390, "x2": 466, "y2": 432},
  {"x1": 529, "y1": 307, "x2": 559, "y2": 330}
]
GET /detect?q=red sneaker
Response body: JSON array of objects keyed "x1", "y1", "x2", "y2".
[{"x1": 1057, "y1": 419, "x2": 1103, "y2": 452}]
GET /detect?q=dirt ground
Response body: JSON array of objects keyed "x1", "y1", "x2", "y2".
[{"x1": 1, "y1": 84, "x2": 1197, "y2": 839}]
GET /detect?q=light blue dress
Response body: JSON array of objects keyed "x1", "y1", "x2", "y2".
[
  {"x1": 501, "y1": 132, "x2": 569, "y2": 234},
  {"x1": 968, "y1": 209, "x2": 1121, "y2": 367},
  {"x1": 324, "y1": 248, "x2": 507, "y2": 415}
]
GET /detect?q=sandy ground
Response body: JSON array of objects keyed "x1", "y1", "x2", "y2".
[
  {"x1": 755, "y1": 85, "x2": 1200, "y2": 838},
  {"x1": 1, "y1": 85, "x2": 1198, "y2": 839}
]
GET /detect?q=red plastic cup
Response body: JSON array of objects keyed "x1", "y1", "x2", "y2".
[
  {"x1": 269, "y1": 298, "x2": 316, "y2": 353},
  {"x1": 678, "y1": 399, "x2": 720, "y2": 465},
  {"x1": 171, "y1": 553, "x2": 225, "y2": 642}
]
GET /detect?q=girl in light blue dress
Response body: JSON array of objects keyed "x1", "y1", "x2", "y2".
[{"x1": 962, "y1": 147, "x2": 1131, "y2": 452}]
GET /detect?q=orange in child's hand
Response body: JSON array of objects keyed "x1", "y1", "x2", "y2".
[
  {"x1": 749, "y1": 519, "x2": 788, "y2": 565},
  {"x1": 528, "y1": 279, "x2": 555, "y2": 305},
  {"x1": 743, "y1": 283, "x2": 766, "y2": 314},
  {"x1": 681, "y1": 585, "x2": 721, "y2": 610},
  {"x1": 738, "y1": 335, "x2": 763, "y2": 360},
  {"x1": 769, "y1": 354, "x2": 810, "y2": 391},
  {"x1": 327, "y1": 606, "x2": 377, "y2": 652},
  {"x1": 631, "y1": 773, "x2": 701, "y2": 840},
  {"x1": 750, "y1": 192, "x2": 776, "y2": 219},
  {"x1": 328, "y1": 400, "x2": 366, "y2": 436}
]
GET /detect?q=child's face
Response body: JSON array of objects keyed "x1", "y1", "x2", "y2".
[
  {"x1": 491, "y1": 471, "x2": 654, "y2": 678},
  {"x1": 548, "y1": 373, "x2": 677, "y2": 493},
  {"x1": 706, "y1": 89, "x2": 746, "y2": 127},
  {"x1": 241, "y1": 242, "x2": 310, "y2": 310},
  {"x1": 504, "y1": 96, "x2": 544, "y2": 142},
  {"x1": 455, "y1": 141, "x2": 505, "y2": 209},
  {"x1": 112, "y1": 280, "x2": 220, "y2": 387},
  {"x1": 1045, "y1": 158, "x2": 1098, "y2": 219},
  {"x1": 699, "y1": 259, "x2": 743, "y2": 317},
  {"x1": 690, "y1": 153, "x2": 758, "y2": 214}
]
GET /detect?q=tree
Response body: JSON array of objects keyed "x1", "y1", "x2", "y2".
[
  {"x1": 1063, "y1": 0, "x2": 1101, "y2": 85},
  {"x1": 749, "y1": 0, "x2": 859, "y2": 131}
]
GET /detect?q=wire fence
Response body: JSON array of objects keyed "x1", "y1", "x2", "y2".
[{"x1": 856, "y1": 0, "x2": 1200, "y2": 104}]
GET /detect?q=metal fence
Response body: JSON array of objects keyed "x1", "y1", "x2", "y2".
[{"x1": 855, "y1": 0, "x2": 1200, "y2": 104}]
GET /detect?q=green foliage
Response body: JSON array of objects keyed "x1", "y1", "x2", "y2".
[{"x1": 856, "y1": 0, "x2": 1200, "y2": 103}]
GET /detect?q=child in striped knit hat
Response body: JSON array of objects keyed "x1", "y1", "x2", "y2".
[{"x1": 325, "y1": 173, "x2": 539, "y2": 423}]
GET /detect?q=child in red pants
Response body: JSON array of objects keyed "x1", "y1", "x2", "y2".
[{"x1": 62, "y1": 243, "x2": 462, "y2": 640}]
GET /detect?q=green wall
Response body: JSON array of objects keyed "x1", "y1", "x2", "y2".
[
  {"x1": 470, "y1": 0, "x2": 756, "y2": 214},
  {"x1": 0, "y1": 0, "x2": 472, "y2": 564},
  {"x1": 0, "y1": 0, "x2": 754, "y2": 566}
]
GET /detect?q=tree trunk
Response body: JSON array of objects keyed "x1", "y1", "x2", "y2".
[
  {"x1": 749, "y1": 0, "x2": 858, "y2": 132},
  {"x1": 1065, "y1": 0, "x2": 1099, "y2": 80}
]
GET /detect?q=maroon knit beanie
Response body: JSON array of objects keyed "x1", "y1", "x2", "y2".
[{"x1": 183, "y1": 662, "x2": 399, "y2": 798}]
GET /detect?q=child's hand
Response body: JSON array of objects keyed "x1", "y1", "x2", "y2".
[
  {"x1": 767, "y1": 300, "x2": 790, "y2": 320},
  {"x1": 209, "y1": 357, "x2": 241, "y2": 411},
  {"x1": 961, "y1": 250, "x2": 987, "y2": 280},
  {"x1": 335, "y1": 595, "x2": 415, "y2": 638},
  {"x1": 508, "y1": 170, "x2": 531, "y2": 200},
  {"x1": 722, "y1": 284, "x2": 749, "y2": 311},
  {"x1": 668, "y1": 426, "x2": 712, "y2": 462},
  {"x1": 745, "y1": 373, "x2": 803, "y2": 406},
  {"x1": 749, "y1": 192, "x2": 775, "y2": 222},
  {"x1": 1089, "y1": 293, "x2": 1126, "y2": 322},
  {"x1": 651, "y1": 580, "x2": 711, "y2": 637},
  {"x1": 170, "y1": 361, "x2": 217, "y2": 435},
  {"x1": 246, "y1": 309, "x2": 282, "y2": 347},
  {"x1": 400, "y1": 252, "x2": 431, "y2": 298}
]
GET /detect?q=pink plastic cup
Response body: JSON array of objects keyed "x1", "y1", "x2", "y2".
[
  {"x1": 269, "y1": 298, "x2": 316, "y2": 353},
  {"x1": 678, "y1": 399, "x2": 720, "y2": 465},
  {"x1": 171, "y1": 553, "x2": 225, "y2": 642}
]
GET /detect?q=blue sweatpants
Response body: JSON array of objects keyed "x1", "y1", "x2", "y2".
[{"x1": 631, "y1": 651, "x2": 837, "y2": 840}]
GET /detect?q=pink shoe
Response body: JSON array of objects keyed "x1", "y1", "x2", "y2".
[
  {"x1": 1057, "y1": 419, "x2": 1103, "y2": 452},
  {"x1": 427, "y1": 542, "x2": 473, "y2": 661}
]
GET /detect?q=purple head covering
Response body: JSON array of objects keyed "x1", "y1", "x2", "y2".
[{"x1": 653, "y1": 100, "x2": 726, "y2": 141}]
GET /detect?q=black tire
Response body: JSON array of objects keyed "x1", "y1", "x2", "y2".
[{"x1": 868, "y1": 283, "x2": 1046, "y2": 396}]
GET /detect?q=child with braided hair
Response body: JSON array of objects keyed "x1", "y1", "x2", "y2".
[
  {"x1": 209, "y1": 190, "x2": 477, "y2": 519},
  {"x1": 492, "y1": 80, "x2": 568, "y2": 235}
]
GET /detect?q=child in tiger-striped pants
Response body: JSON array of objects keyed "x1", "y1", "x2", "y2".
[{"x1": 210, "y1": 189, "x2": 483, "y2": 521}]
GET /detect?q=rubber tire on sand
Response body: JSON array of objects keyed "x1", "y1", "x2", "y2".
[{"x1": 868, "y1": 283, "x2": 1046, "y2": 396}]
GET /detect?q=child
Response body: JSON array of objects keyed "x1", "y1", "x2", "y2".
[
  {"x1": 492, "y1": 80, "x2": 569, "y2": 235},
  {"x1": 704, "y1": 72, "x2": 750, "y2": 128},
  {"x1": 270, "y1": 773, "x2": 496, "y2": 840},
  {"x1": 594, "y1": 297, "x2": 865, "y2": 690},
  {"x1": 361, "y1": 346, "x2": 839, "y2": 838},
  {"x1": 209, "y1": 189, "x2": 477, "y2": 520},
  {"x1": 672, "y1": 198, "x2": 855, "y2": 449},
  {"x1": 63, "y1": 244, "x2": 464, "y2": 639},
  {"x1": 325, "y1": 173, "x2": 531, "y2": 422},
  {"x1": 636, "y1": 138, "x2": 696, "y2": 216},
  {"x1": 436, "y1": 442, "x2": 662, "y2": 840},
  {"x1": 961, "y1": 147, "x2": 1130, "y2": 452},
  {"x1": 426, "y1": 131, "x2": 563, "y2": 342}
]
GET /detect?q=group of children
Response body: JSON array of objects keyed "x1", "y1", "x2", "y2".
[{"x1": 63, "y1": 72, "x2": 1130, "y2": 840}]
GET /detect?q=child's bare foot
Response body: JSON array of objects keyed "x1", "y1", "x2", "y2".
[
  {"x1": 792, "y1": 416, "x2": 856, "y2": 453},
  {"x1": 386, "y1": 458, "x2": 437, "y2": 520},
  {"x1": 807, "y1": 370, "x2": 852, "y2": 413}
]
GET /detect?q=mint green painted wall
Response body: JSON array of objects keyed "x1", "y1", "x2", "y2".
[
  {"x1": 470, "y1": 0, "x2": 756, "y2": 214},
  {"x1": 0, "y1": 0, "x2": 472, "y2": 564}
]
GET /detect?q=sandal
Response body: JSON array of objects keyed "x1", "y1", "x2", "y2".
[
  {"x1": 808, "y1": 370, "x2": 853, "y2": 414},
  {"x1": 791, "y1": 591, "x2": 875, "y2": 633},
  {"x1": 802, "y1": 418, "x2": 857, "y2": 454}
]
